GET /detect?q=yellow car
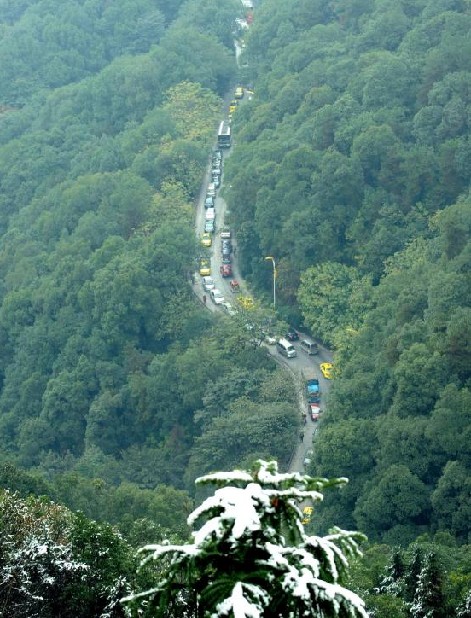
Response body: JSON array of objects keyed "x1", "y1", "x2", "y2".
[
  {"x1": 237, "y1": 296, "x2": 255, "y2": 310},
  {"x1": 320, "y1": 362, "x2": 334, "y2": 379},
  {"x1": 234, "y1": 87, "x2": 244, "y2": 99},
  {"x1": 201, "y1": 233, "x2": 212, "y2": 247},
  {"x1": 302, "y1": 506, "x2": 314, "y2": 525},
  {"x1": 229, "y1": 102, "x2": 237, "y2": 114},
  {"x1": 199, "y1": 259, "x2": 211, "y2": 276}
]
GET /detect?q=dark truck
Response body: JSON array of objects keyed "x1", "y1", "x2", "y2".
[{"x1": 303, "y1": 368, "x2": 320, "y2": 403}]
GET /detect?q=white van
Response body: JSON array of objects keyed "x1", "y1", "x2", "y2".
[
  {"x1": 205, "y1": 208, "x2": 216, "y2": 221},
  {"x1": 276, "y1": 338, "x2": 297, "y2": 358},
  {"x1": 300, "y1": 338, "x2": 319, "y2": 355},
  {"x1": 207, "y1": 182, "x2": 216, "y2": 197}
]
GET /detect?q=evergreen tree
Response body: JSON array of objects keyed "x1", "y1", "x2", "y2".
[
  {"x1": 403, "y1": 546, "x2": 423, "y2": 605},
  {"x1": 0, "y1": 489, "x2": 133, "y2": 617},
  {"x1": 377, "y1": 548, "x2": 406, "y2": 596},
  {"x1": 457, "y1": 590, "x2": 471, "y2": 618},
  {"x1": 124, "y1": 460, "x2": 368, "y2": 617},
  {"x1": 410, "y1": 552, "x2": 447, "y2": 618}
]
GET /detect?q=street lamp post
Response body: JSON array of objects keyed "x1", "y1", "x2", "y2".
[{"x1": 264, "y1": 256, "x2": 276, "y2": 309}]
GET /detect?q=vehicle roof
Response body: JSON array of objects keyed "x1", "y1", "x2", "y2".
[{"x1": 278, "y1": 337, "x2": 294, "y2": 346}]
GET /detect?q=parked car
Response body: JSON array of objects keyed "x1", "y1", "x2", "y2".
[
  {"x1": 201, "y1": 233, "x2": 212, "y2": 247},
  {"x1": 205, "y1": 196, "x2": 214, "y2": 209},
  {"x1": 309, "y1": 403, "x2": 321, "y2": 421},
  {"x1": 305, "y1": 372, "x2": 320, "y2": 401},
  {"x1": 204, "y1": 220, "x2": 215, "y2": 233},
  {"x1": 276, "y1": 337, "x2": 297, "y2": 358},
  {"x1": 212, "y1": 149, "x2": 222, "y2": 161},
  {"x1": 222, "y1": 255, "x2": 232, "y2": 264},
  {"x1": 303, "y1": 450, "x2": 313, "y2": 468},
  {"x1": 230, "y1": 279, "x2": 240, "y2": 293},
  {"x1": 201, "y1": 276, "x2": 215, "y2": 292},
  {"x1": 207, "y1": 182, "x2": 216, "y2": 197},
  {"x1": 320, "y1": 362, "x2": 334, "y2": 379},
  {"x1": 205, "y1": 208, "x2": 216, "y2": 221},
  {"x1": 286, "y1": 328, "x2": 300, "y2": 341},
  {"x1": 299, "y1": 338, "x2": 319, "y2": 355},
  {"x1": 210, "y1": 288, "x2": 225, "y2": 305},
  {"x1": 301, "y1": 505, "x2": 313, "y2": 524},
  {"x1": 220, "y1": 264, "x2": 232, "y2": 277},
  {"x1": 212, "y1": 174, "x2": 220, "y2": 188},
  {"x1": 199, "y1": 259, "x2": 211, "y2": 276},
  {"x1": 221, "y1": 227, "x2": 231, "y2": 239},
  {"x1": 308, "y1": 392, "x2": 321, "y2": 404},
  {"x1": 222, "y1": 301, "x2": 237, "y2": 316}
]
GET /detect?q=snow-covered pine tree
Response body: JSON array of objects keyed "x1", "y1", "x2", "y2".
[
  {"x1": 0, "y1": 490, "x2": 132, "y2": 617},
  {"x1": 376, "y1": 548, "x2": 406, "y2": 596},
  {"x1": 403, "y1": 546, "x2": 423, "y2": 605},
  {"x1": 124, "y1": 459, "x2": 368, "y2": 617},
  {"x1": 409, "y1": 552, "x2": 447, "y2": 618},
  {"x1": 457, "y1": 590, "x2": 471, "y2": 618}
]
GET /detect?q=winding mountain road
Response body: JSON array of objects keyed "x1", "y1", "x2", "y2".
[{"x1": 192, "y1": 111, "x2": 332, "y2": 474}]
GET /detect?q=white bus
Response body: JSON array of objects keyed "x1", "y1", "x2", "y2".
[{"x1": 217, "y1": 121, "x2": 231, "y2": 148}]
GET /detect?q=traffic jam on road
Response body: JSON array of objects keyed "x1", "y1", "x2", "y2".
[
  {"x1": 198, "y1": 87, "x2": 248, "y2": 316},
  {"x1": 197, "y1": 87, "x2": 335, "y2": 395},
  {"x1": 199, "y1": 80, "x2": 333, "y2": 466},
  {"x1": 277, "y1": 329, "x2": 335, "y2": 428},
  {"x1": 195, "y1": 77, "x2": 333, "y2": 488},
  {"x1": 195, "y1": 2, "x2": 334, "y2": 493}
]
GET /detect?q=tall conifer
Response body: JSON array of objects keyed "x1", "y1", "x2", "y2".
[{"x1": 124, "y1": 460, "x2": 368, "y2": 617}]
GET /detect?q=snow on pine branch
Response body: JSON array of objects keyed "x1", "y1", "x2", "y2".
[{"x1": 124, "y1": 460, "x2": 367, "y2": 618}]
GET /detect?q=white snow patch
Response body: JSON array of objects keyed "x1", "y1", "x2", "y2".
[
  {"x1": 215, "y1": 582, "x2": 268, "y2": 618},
  {"x1": 196, "y1": 470, "x2": 253, "y2": 485},
  {"x1": 189, "y1": 484, "x2": 271, "y2": 545}
]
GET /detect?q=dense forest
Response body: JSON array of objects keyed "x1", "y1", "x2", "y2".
[
  {"x1": 0, "y1": 0, "x2": 469, "y2": 615},
  {"x1": 227, "y1": 0, "x2": 470, "y2": 540},
  {"x1": 0, "y1": 0, "x2": 299, "y2": 539},
  {"x1": 225, "y1": 0, "x2": 470, "y2": 613}
]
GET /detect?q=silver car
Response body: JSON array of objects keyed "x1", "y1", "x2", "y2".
[
  {"x1": 210, "y1": 288, "x2": 225, "y2": 305},
  {"x1": 201, "y1": 276, "x2": 215, "y2": 292}
]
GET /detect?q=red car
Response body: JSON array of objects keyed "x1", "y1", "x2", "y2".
[
  {"x1": 309, "y1": 403, "x2": 322, "y2": 422},
  {"x1": 220, "y1": 264, "x2": 232, "y2": 277}
]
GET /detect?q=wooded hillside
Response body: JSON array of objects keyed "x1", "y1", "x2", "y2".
[
  {"x1": 0, "y1": 0, "x2": 469, "y2": 615},
  {"x1": 226, "y1": 0, "x2": 470, "y2": 546},
  {"x1": 0, "y1": 0, "x2": 301, "y2": 539},
  {"x1": 0, "y1": 0, "x2": 468, "y2": 556}
]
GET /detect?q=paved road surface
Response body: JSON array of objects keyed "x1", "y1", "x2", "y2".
[
  {"x1": 192, "y1": 116, "x2": 333, "y2": 474},
  {"x1": 193, "y1": 139, "x2": 249, "y2": 306},
  {"x1": 275, "y1": 342, "x2": 332, "y2": 473}
]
